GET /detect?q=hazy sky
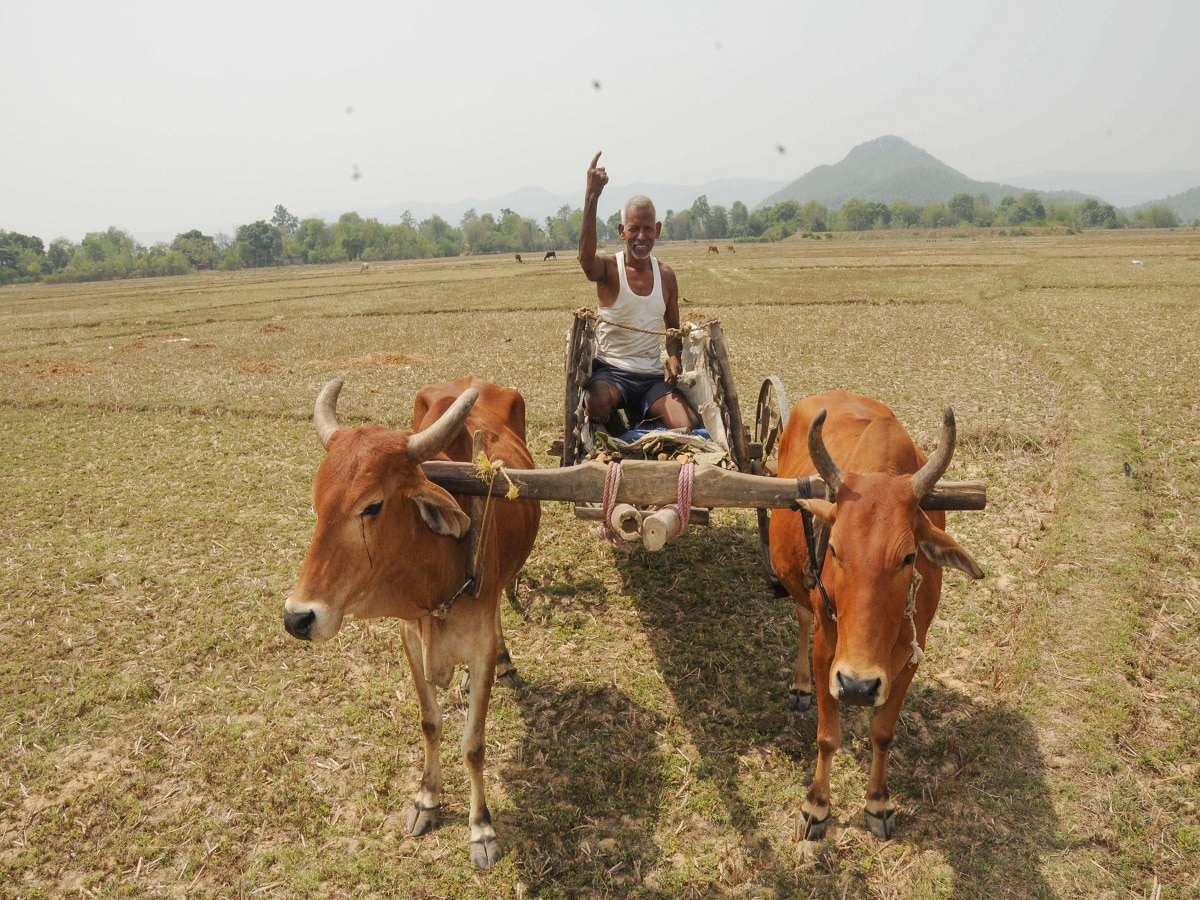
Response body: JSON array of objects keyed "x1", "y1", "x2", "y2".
[{"x1": 3, "y1": 0, "x2": 1197, "y2": 244}]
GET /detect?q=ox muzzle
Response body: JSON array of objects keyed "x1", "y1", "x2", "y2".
[
  {"x1": 835, "y1": 670, "x2": 883, "y2": 707},
  {"x1": 283, "y1": 609, "x2": 317, "y2": 641}
]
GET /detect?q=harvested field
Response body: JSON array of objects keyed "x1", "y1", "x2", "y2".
[{"x1": 1, "y1": 229, "x2": 1197, "y2": 897}]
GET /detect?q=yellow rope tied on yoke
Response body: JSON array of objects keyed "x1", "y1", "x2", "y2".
[{"x1": 473, "y1": 450, "x2": 520, "y2": 501}]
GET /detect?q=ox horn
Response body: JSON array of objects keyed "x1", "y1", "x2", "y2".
[
  {"x1": 405, "y1": 388, "x2": 479, "y2": 464},
  {"x1": 314, "y1": 378, "x2": 345, "y2": 449},
  {"x1": 807, "y1": 408, "x2": 845, "y2": 496},
  {"x1": 912, "y1": 407, "x2": 957, "y2": 499}
]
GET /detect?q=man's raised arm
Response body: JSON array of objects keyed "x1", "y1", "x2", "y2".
[{"x1": 578, "y1": 151, "x2": 609, "y2": 283}]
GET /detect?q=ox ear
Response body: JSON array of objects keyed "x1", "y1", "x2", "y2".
[
  {"x1": 412, "y1": 481, "x2": 471, "y2": 539},
  {"x1": 916, "y1": 514, "x2": 985, "y2": 579},
  {"x1": 797, "y1": 498, "x2": 836, "y2": 525}
]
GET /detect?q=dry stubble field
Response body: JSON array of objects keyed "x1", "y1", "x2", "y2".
[{"x1": 1, "y1": 229, "x2": 1197, "y2": 898}]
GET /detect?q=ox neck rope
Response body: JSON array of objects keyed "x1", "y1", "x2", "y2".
[
  {"x1": 905, "y1": 568, "x2": 926, "y2": 666},
  {"x1": 425, "y1": 448, "x2": 517, "y2": 621},
  {"x1": 800, "y1": 506, "x2": 837, "y2": 623}
]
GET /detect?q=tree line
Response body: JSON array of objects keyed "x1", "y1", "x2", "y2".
[{"x1": 1, "y1": 194, "x2": 1186, "y2": 286}]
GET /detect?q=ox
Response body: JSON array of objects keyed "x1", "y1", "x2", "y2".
[
  {"x1": 543, "y1": 250, "x2": 557, "y2": 261},
  {"x1": 358, "y1": 262, "x2": 369, "y2": 274},
  {"x1": 283, "y1": 376, "x2": 541, "y2": 868},
  {"x1": 768, "y1": 390, "x2": 983, "y2": 840},
  {"x1": 708, "y1": 245, "x2": 719, "y2": 254}
]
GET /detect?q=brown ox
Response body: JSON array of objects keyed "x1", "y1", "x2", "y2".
[
  {"x1": 283, "y1": 376, "x2": 541, "y2": 868},
  {"x1": 707, "y1": 245, "x2": 719, "y2": 254},
  {"x1": 768, "y1": 390, "x2": 983, "y2": 840}
]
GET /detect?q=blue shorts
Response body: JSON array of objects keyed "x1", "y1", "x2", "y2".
[{"x1": 588, "y1": 359, "x2": 674, "y2": 422}]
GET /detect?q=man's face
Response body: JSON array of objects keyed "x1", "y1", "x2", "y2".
[{"x1": 619, "y1": 206, "x2": 660, "y2": 261}]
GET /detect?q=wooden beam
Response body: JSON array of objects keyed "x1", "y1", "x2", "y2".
[{"x1": 420, "y1": 459, "x2": 986, "y2": 511}]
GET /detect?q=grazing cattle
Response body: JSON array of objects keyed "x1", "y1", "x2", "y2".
[
  {"x1": 358, "y1": 262, "x2": 369, "y2": 274},
  {"x1": 708, "y1": 245, "x2": 719, "y2": 254},
  {"x1": 543, "y1": 250, "x2": 556, "y2": 261},
  {"x1": 515, "y1": 253, "x2": 522, "y2": 263},
  {"x1": 726, "y1": 244, "x2": 736, "y2": 253},
  {"x1": 283, "y1": 376, "x2": 541, "y2": 868},
  {"x1": 768, "y1": 390, "x2": 983, "y2": 840}
]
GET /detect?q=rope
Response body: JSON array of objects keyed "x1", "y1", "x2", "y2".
[
  {"x1": 573, "y1": 307, "x2": 711, "y2": 341},
  {"x1": 905, "y1": 568, "x2": 926, "y2": 666},
  {"x1": 597, "y1": 460, "x2": 631, "y2": 550},
  {"x1": 676, "y1": 461, "x2": 695, "y2": 532}
]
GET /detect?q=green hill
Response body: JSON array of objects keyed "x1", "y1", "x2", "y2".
[
  {"x1": 759, "y1": 135, "x2": 1091, "y2": 209},
  {"x1": 1127, "y1": 185, "x2": 1200, "y2": 223}
]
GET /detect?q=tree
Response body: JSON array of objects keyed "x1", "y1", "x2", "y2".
[
  {"x1": 272, "y1": 204, "x2": 299, "y2": 237},
  {"x1": 841, "y1": 198, "x2": 876, "y2": 231},
  {"x1": 236, "y1": 220, "x2": 281, "y2": 267},
  {"x1": 890, "y1": 201, "x2": 920, "y2": 228},
  {"x1": 948, "y1": 193, "x2": 976, "y2": 225},
  {"x1": 171, "y1": 230, "x2": 219, "y2": 269},
  {"x1": 1135, "y1": 205, "x2": 1179, "y2": 228},
  {"x1": 729, "y1": 201, "x2": 750, "y2": 238}
]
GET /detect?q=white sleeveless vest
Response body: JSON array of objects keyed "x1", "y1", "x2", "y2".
[{"x1": 596, "y1": 251, "x2": 664, "y2": 375}]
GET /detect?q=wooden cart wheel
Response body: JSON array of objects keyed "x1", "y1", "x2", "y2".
[{"x1": 753, "y1": 376, "x2": 790, "y2": 595}]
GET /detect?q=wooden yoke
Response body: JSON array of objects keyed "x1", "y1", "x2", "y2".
[{"x1": 420, "y1": 459, "x2": 986, "y2": 511}]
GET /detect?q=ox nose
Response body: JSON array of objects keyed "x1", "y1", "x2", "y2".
[
  {"x1": 836, "y1": 671, "x2": 882, "y2": 707},
  {"x1": 284, "y1": 609, "x2": 316, "y2": 641}
]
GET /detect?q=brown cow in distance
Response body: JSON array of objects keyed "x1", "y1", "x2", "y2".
[
  {"x1": 726, "y1": 244, "x2": 735, "y2": 253},
  {"x1": 707, "y1": 245, "x2": 719, "y2": 254},
  {"x1": 768, "y1": 390, "x2": 983, "y2": 840},
  {"x1": 283, "y1": 376, "x2": 541, "y2": 868},
  {"x1": 543, "y1": 250, "x2": 556, "y2": 260}
]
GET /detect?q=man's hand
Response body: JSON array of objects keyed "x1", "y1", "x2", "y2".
[
  {"x1": 586, "y1": 151, "x2": 609, "y2": 198},
  {"x1": 663, "y1": 355, "x2": 683, "y2": 385}
]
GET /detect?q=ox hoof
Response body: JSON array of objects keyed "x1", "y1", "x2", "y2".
[
  {"x1": 801, "y1": 809, "x2": 829, "y2": 841},
  {"x1": 405, "y1": 803, "x2": 440, "y2": 837},
  {"x1": 497, "y1": 668, "x2": 524, "y2": 690},
  {"x1": 865, "y1": 807, "x2": 895, "y2": 840},
  {"x1": 788, "y1": 689, "x2": 813, "y2": 712},
  {"x1": 469, "y1": 834, "x2": 504, "y2": 869}
]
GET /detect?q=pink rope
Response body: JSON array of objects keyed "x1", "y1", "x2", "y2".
[
  {"x1": 598, "y1": 460, "x2": 629, "y2": 549},
  {"x1": 677, "y1": 461, "x2": 695, "y2": 533}
]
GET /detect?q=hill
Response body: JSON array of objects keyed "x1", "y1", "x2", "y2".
[
  {"x1": 1125, "y1": 184, "x2": 1200, "y2": 223},
  {"x1": 758, "y1": 135, "x2": 1091, "y2": 210}
]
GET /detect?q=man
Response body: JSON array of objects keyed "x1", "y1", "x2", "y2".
[{"x1": 577, "y1": 151, "x2": 699, "y2": 432}]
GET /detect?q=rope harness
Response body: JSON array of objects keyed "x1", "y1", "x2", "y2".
[
  {"x1": 426, "y1": 448, "x2": 519, "y2": 621},
  {"x1": 598, "y1": 457, "x2": 628, "y2": 549},
  {"x1": 597, "y1": 458, "x2": 695, "y2": 549}
]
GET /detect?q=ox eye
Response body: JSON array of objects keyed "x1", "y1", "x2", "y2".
[
  {"x1": 828, "y1": 544, "x2": 838, "y2": 560},
  {"x1": 902, "y1": 551, "x2": 917, "y2": 568},
  {"x1": 361, "y1": 500, "x2": 383, "y2": 518}
]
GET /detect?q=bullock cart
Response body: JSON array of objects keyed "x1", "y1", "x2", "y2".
[{"x1": 420, "y1": 310, "x2": 985, "y2": 564}]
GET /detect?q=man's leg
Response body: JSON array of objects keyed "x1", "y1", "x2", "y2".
[
  {"x1": 648, "y1": 390, "x2": 700, "y2": 430},
  {"x1": 585, "y1": 379, "x2": 622, "y2": 428}
]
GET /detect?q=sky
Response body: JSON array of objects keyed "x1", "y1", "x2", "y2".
[{"x1": 2, "y1": 0, "x2": 1198, "y2": 245}]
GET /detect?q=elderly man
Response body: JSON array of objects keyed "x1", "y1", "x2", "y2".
[{"x1": 577, "y1": 151, "x2": 699, "y2": 432}]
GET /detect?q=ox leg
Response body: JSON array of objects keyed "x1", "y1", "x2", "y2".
[
  {"x1": 463, "y1": 639, "x2": 502, "y2": 868},
  {"x1": 400, "y1": 623, "x2": 442, "y2": 837},
  {"x1": 459, "y1": 596, "x2": 522, "y2": 692},
  {"x1": 863, "y1": 666, "x2": 917, "y2": 840},
  {"x1": 801, "y1": 627, "x2": 839, "y2": 840},
  {"x1": 789, "y1": 601, "x2": 815, "y2": 711}
]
